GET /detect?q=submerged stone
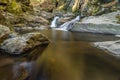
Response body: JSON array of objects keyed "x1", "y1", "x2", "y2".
[
  {"x1": 0, "y1": 32, "x2": 49, "y2": 55},
  {"x1": 94, "y1": 40, "x2": 120, "y2": 57}
]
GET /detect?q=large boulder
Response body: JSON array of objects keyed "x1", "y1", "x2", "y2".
[
  {"x1": 0, "y1": 32, "x2": 49, "y2": 55},
  {"x1": 70, "y1": 11, "x2": 120, "y2": 34}
]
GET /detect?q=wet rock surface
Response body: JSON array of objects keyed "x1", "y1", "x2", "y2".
[
  {"x1": 94, "y1": 40, "x2": 120, "y2": 57},
  {"x1": 0, "y1": 32, "x2": 49, "y2": 55}
]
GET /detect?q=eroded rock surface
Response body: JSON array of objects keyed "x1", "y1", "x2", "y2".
[
  {"x1": 70, "y1": 10, "x2": 120, "y2": 34},
  {"x1": 94, "y1": 40, "x2": 120, "y2": 57},
  {"x1": 0, "y1": 32, "x2": 49, "y2": 54}
]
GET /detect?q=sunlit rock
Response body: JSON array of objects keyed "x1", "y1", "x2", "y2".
[
  {"x1": 0, "y1": 32, "x2": 49, "y2": 54},
  {"x1": 94, "y1": 40, "x2": 120, "y2": 56},
  {"x1": 70, "y1": 11, "x2": 120, "y2": 34},
  {"x1": 57, "y1": 13, "x2": 75, "y2": 25}
]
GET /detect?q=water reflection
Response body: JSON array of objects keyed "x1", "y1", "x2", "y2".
[
  {"x1": 39, "y1": 30, "x2": 120, "y2": 42},
  {"x1": 13, "y1": 61, "x2": 34, "y2": 80},
  {"x1": 0, "y1": 43, "x2": 48, "y2": 80},
  {"x1": 0, "y1": 30, "x2": 120, "y2": 80},
  {"x1": 35, "y1": 42, "x2": 120, "y2": 80}
]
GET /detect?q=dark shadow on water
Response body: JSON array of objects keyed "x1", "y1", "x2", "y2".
[{"x1": 0, "y1": 44, "x2": 48, "y2": 80}]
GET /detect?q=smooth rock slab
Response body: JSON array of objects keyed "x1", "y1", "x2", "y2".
[
  {"x1": 94, "y1": 40, "x2": 120, "y2": 57},
  {"x1": 70, "y1": 23, "x2": 120, "y2": 34},
  {"x1": 0, "y1": 32, "x2": 49, "y2": 55},
  {"x1": 70, "y1": 11, "x2": 120, "y2": 34}
]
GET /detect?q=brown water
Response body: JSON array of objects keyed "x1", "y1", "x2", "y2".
[{"x1": 0, "y1": 30, "x2": 120, "y2": 80}]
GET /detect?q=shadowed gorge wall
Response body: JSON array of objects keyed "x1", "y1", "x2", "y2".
[{"x1": 37, "y1": 0, "x2": 118, "y2": 16}]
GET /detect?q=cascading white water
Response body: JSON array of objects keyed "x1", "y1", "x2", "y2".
[
  {"x1": 51, "y1": 11, "x2": 120, "y2": 33},
  {"x1": 50, "y1": 16, "x2": 60, "y2": 28},
  {"x1": 51, "y1": 16, "x2": 80, "y2": 31},
  {"x1": 58, "y1": 16, "x2": 80, "y2": 31},
  {"x1": 50, "y1": 11, "x2": 120, "y2": 56}
]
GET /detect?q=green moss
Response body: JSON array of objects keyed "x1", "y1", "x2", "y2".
[
  {"x1": 0, "y1": 6, "x2": 6, "y2": 11},
  {"x1": 89, "y1": 5, "x2": 101, "y2": 15},
  {"x1": 27, "y1": 34, "x2": 46, "y2": 45},
  {"x1": 7, "y1": 1, "x2": 23, "y2": 14},
  {"x1": 110, "y1": 5, "x2": 117, "y2": 11},
  {"x1": 0, "y1": 0, "x2": 8, "y2": 4}
]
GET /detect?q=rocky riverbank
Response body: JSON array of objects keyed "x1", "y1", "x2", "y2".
[
  {"x1": 0, "y1": 24, "x2": 49, "y2": 55},
  {"x1": 0, "y1": 0, "x2": 52, "y2": 55},
  {"x1": 0, "y1": 0, "x2": 119, "y2": 55}
]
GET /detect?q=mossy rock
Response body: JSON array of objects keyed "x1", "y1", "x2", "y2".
[
  {"x1": 7, "y1": 1, "x2": 23, "y2": 14},
  {"x1": 0, "y1": 13, "x2": 14, "y2": 31},
  {"x1": 116, "y1": 14, "x2": 120, "y2": 24},
  {"x1": 0, "y1": 0, "x2": 8, "y2": 4},
  {"x1": 0, "y1": 6, "x2": 6, "y2": 11},
  {"x1": 16, "y1": 0, "x2": 30, "y2": 6},
  {"x1": 91, "y1": 0, "x2": 100, "y2": 4},
  {"x1": 21, "y1": 4, "x2": 33, "y2": 12},
  {"x1": 0, "y1": 32, "x2": 49, "y2": 54},
  {"x1": 88, "y1": 5, "x2": 101, "y2": 15},
  {"x1": 0, "y1": 0, "x2": 8, "y2": 11}
]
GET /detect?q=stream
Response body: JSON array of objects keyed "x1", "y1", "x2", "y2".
[{"x1": 0, "y1": 30, "x2": 120, "y2": 80}]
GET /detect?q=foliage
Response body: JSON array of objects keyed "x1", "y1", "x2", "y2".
[{"x1": 7, "y1": 1, "x2": 23, "y2": 14}]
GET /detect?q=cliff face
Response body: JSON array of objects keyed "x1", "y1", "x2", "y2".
[{"x1": 38, "y1": 0, "x2": 118, "y2": 16}]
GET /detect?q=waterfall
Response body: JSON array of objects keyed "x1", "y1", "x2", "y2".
[
  {"x1": 50, "y1": 16, "x2": 80, "y2": 31},
  {"x1": 50, "y1": 16, "x2": 59, "y2": 28},
  {"x1": 55, "y1": 16, "x2": 80, "y2": 31},
  {"x1": 59, "y1": 16, "x2": 80, "y2": 30}
]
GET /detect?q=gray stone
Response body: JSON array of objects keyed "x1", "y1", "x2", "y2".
[
  {"x1": 94, "y1": 40, "x2": 120, "y2": 57},
  {"x1": 0, "y1": 32, "x2": 49, "y2": 54},
  {"x1": 70, "y1": 11, "x2": 120, "y2": 34}
]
